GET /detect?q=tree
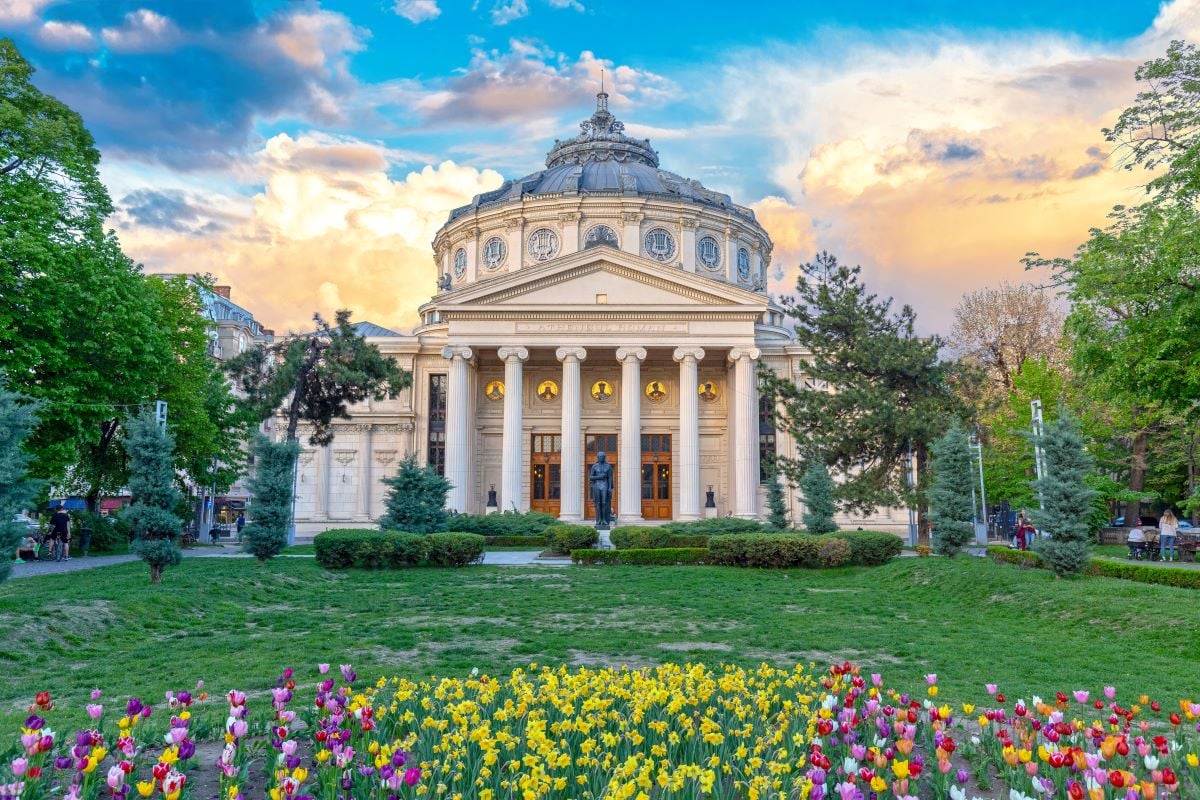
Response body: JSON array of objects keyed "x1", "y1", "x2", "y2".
[
  {"x1": 379, "y1": 455, "x2": 451, "y2": 535},
  {"x1": 122, "y1": 412, "x2": 183, "y2": 584},
  {"x1": 798, "y1": 461, "x2": 838, "y2": 534},
  {"x1": 764, "y1": 465, "x2": 790, "y2": 531},
  {"x1": 0, "y1": 377, "x2": 40, "y2": 582},
  {"x1": 929, "y1": 423, "x2": 975, "y2": 557},
  {"x1": 948, "y1": 283, "x2": 1064, "y2": 392},
  {"x1": 1031, "y1": 410, "x2": 1098, "y2": 576},
  {"x1": 763, "y1": 252, "x2": 964, "y2": 539},
  {"x1": 242, "y1": 436, "x2": 299, "y2": 562}
]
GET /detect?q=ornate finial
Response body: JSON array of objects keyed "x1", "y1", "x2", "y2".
[{"x1": 596, "y1": 69, "x2": 608, "y2": 113}]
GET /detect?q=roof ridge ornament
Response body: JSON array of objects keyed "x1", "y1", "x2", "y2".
[{"x1": 544, "y1": 80, "x2": 659, "y2": 169}]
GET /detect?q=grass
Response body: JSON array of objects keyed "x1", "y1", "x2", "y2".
[{"x1": 2, "y1": 556, "x2": 1198, "y2": 730}]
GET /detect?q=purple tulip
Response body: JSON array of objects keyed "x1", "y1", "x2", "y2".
[
  {"x1": 380, "y1": 765, "x2": 395, "y2": 781},
  {"x1": 956, "y1": 769, "x2": 969, "y2": 784},
  {"x1": 357, "y1": 766, "x2": 375, "y2": 777},
  {"x1": 403, "y1": 768, "x2": 420, "y2": 787},
  {"x1": 285, "y1": 755, "x2": 301, "y2": 770},
  {"x1": 178, "y1": 741, "x2": 196, "y2": 760},
  {"x1": 391, "y1": 751, "x2": 407, "y2": 767},
  {"x1": 125, "y1": 698, "x2": 143, "y2": 717},
  {"x1": 340, "y1": 665, "x2": 356, "y2": 683},
  {"x1": 55, "y1": 756, "x2": 73, "y2": 770},
  {"x1": 176, "y1": 691, "x2": 191, "y2": 706},
  {"x1": 140, "y1": 706, "x2": 152, "y2": 719}
]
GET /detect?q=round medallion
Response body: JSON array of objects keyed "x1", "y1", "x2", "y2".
[
  {"x1": 527, "y1": 228, "x2": 560, "y2": 261},
  {"x1": 699, "y1": 381, "x2": 719, "y2": 402},
  {"x1": 697, "y1": 235, "x2": 721, "y2": 270},
  {"x1": 584, "y1": 224, "x2": 619, "y2": 249},
  {"x1": 536, "y1": 380, "x2": 559, "y2": 401},
  {"x1": 645, "y1": 380, "x2": 668, "y2": 403},
  {"x1": 453, "y1": 247, "x2": 467, "y2": 279},
  {"x1": 643, "y1": 228, "x2": 676, "y2": 262},
  {"x1": 482, "y1": 236, "x2": 507, "y2": 270},
  {"x1": 590, "y1": 380, "x2": 615, "y2": 402},
  {"x1": 484, "y1": 380, "x2": 505, "y2": 401},
  {"x1": 737, "y1": 247, "x2": 751, "y2": 282}
]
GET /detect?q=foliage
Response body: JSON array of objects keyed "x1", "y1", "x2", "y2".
[
  {"x1": 545, "y1": 524, "x2": 598, "y2": 555},
  {"x1": 816, "y1": 536, "x2": 853, "y2": 567},
  {"x1": 68, "y1": 510, "x2": 127, "y2": 553},
  {"x1": 482, "y1": 535, "x2": 548, "y2": 548},
  {"x1": 378, "y1": 454, "x2": 450, "y2": 535},
  {"x1": 226, "y1": 310, "x2": 410, "y2": 445},
  {"x1": 0, "y1": 377, "x2": 40, "y2": 581},
  {"x1": 660, "y1": 517, "x2": 764, "y2": 535},
  {"x1": 1031, "y1": 410, "x2": 1099, "y2": 576},
  {"x1": 707, "y1": 534, "x2": 830, "y2": 569},
  {"x1": 929, "y1": 422, "x2": 976, "y2": 557},
  {"x1": 241, "y1": 437, "x2": 299, "y2": 563},
  {"x1": 609, "y1": 527, "x2": 709, "y2": 549},
  {"x1": 121, "y1": 412, "x2": 182, "y2": 583},
  {"x1": 764, "y1": 466, "x2": 790, "y2": 531},
  {"x1": 425, "y1": 533, "x2": 487, "y2": 567},
  {"x1": 444, "y1": 511, "x2": 560, "y2": 537},
  {"x1": 798, "y1": 460, "x2": 838, "y2": 534},
  {"x1": 315, "y1": 529, "x2": 431, "y2": 569},
  {"x1": 571, "y1": 548, "x2": 710, "y2": 565},
  {"x1": 989, "y1": 546, "x2": 1200, "y2": 590},
  {"x1": 829, "y1": 531, "x2": 905, "y2": 565},
  {"x1": 948, "y1": 283, "x2": 1064, "y2": 392}
]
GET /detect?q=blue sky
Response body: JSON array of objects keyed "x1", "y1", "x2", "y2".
[{"x1": 0, "y1": 0, "x2": 1192, "y2": 331}]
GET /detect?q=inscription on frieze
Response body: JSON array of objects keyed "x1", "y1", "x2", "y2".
[{"x1": 515, "y1": 321, "x2": 688, "y2": 334}]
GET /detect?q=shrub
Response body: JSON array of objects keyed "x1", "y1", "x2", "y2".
[
  {"x1": 987, "y1": 546, "x2": 1200, "y2": 590},
  {"x1": 447, "y1": 511, "x2": 559, "y2": 537},
  {"x1": 484, "y1": 535, "x2": 548, "y2": 548},
  {"x1": 427, "y1": 533, "x2": 486, "y2": 567},
  {"x1": 831, "y1": 531, "x2": 904, "y2": 565},
  {"x1": 764, "y1": 467, "x2": 790, "y2": 531},
  {"x1": 379, "y1": 454, "x2": 451, "y2": 535},
  {"x1": 1031, "y1": 410, "x2": 1098, "y2": 576},
  {"x1": 799, "y1": 461, "x2": 838, "y2": 534},
  {"x1": 610, "y1": 527, "x2": 710, "y2": 550},
  {"x1": 0, "y1": 377, "x2": 39, "y2": 583},
  {"x1": 818, "y1": 536, "x2": 853, "y2": 567},
  {"x1": 315, "y1": 529, "x2": 430, "y2": 569},
  {"x1": 571, "y1": 548, "x2": 710, "y2": 565},
  {"x1": 929, "y1": 422, "x2": 975, "y2": 558},
  {"x1": 661, "y1": 518, "x2": 764, "y2": 535},
  {"x1": 242, "y1": 436, "x2": 299, "y2": 562},
  {"x1": 546, "y1": 524, "x2": 597, "y2": 555},
  {"x1": 707, "y1": 534, "x2": 822, "y2": 569},
  {"x1": 122, "y1": 412, "x2": 183, "y2": 583},
  {"x1": 70, "y1": 511, "x2": 126, "y2": 553}
]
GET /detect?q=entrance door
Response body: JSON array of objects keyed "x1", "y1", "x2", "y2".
[
  {"x1": 584, "y1": 433, "x2": 617, "y2": 521},
  {"x1": 641, "y1": 434, "x2": 672, "y2": 520},
  {"x1": 530, "y1": 434, "x2": 561, "y2": 516}
]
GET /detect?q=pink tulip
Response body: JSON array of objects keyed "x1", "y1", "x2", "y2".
[
  {"x1": 10, "y1": 758, "x2": 27, "y2": 777},
  {"x1": 871, "y1": 674, "x2": 882, "y2": 687},
  {"x1": 318, "y1": 663, "x2": 330, "y2": 674},
  {"x1": 281, "y1": 740, "x2": 297, "y2": 757},
  {"x1": 1073, "y1": 690, "x2": 1089, "y2": 703},
  {"x1": 90, "y1": 689, "x2": 101, "y2": 701},
  {"x1": 1190, "y1": 703, "x2": 1200, "y2": 717},
  {"x1": 1104, "y1": 686, "x2": 1116, "y2": 699},
  {"x1": 403, "y1": 767, "x2": 421, "y2": 786},
  {"x1": 925, "y1": 674, "x2": 937, "y2": 685},
  {"x1": 230, "y1": 720, "x2": 248, "y2": 739},
  {"x1": 986, "y1": 684, "x2": 998, "y2": 695},
  {"x1": 106, "y1": 765, "x2": 125, "y2": 790},
  {"x1": 86, "y1": 704, "x2": 103, "y2": 719},
  {"x1": 196, "y1": 680, "x2": 203, "y2": 690}
]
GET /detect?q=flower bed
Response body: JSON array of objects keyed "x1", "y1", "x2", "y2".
[{"x1": 5, "y1": 663, "x2": 1200, "y2": 800}]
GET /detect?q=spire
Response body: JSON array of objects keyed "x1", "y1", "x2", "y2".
[{"x1": 596, "y1": 69, "x2": 608, "y2": 113}]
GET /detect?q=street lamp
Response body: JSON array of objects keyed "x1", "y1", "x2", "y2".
[{"x1": 1031, "y1": 399, "x2": 1046, "y2": 510}]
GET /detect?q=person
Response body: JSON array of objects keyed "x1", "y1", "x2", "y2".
[
  {"x1": 699, "y1": 381, "x2": 717, "y2": 401},
  {"x1": 1014, "y1": 511, "x2": 1034, "y2": 551},
  {"x1": 593, "y1": 381, "x2": 611, "y2": 401},
  {"x1": 1127, "y1": 524, "x2": 1148, "y2": 559},
  {"x1": 15, "y1": 535, "x2": 39, "y2": 563},
  {"x1": 647, "y1": 381, "x2": 666, "y2": 401},
  {"x1": 1159, "y1": 509, "x2": 1179, "y2": 562},
  {"x1": 236, "y1": 511, "x2": 246, "y2": 542},
  {"x1": 49, "y1": 504, "x2": 71, "y2": 561}
]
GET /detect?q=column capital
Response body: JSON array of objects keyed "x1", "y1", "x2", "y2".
[
  {"x1": 728, "y1": 346, "x2": 761, "y2": 363},
  {"x1": 497, "y1": 346, "x2": 529, "y2": 362},
  {"x1": 441, "y1": 345, "x2": 474, "y2": 362},
  {"x1": 616, "y1": 346, "x2": 647, "y2": 363},
  {"x1": 672, "y1": 347, "x2": 705, "y2": 363},
  {"x1": 555, "y1": 346, "x2": 587, "y2": 362}
]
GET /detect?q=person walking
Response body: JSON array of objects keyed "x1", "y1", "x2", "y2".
[
  {"x1": 1159, "y1": 509, "x2": 1180, "y2": 562},
  {"x1": 1014, "y1": 511, "x2": 1034, "y2": 551},
  {"x1": 49, "y1": 504, "x2": 72, "y2": 561},
  {"x1": 235, "y1": 511, "x2": 246, "y2": 543}
]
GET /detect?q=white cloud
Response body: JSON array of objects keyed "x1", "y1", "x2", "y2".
[
  {"x1": 100, "y1": 9, "x2": 180, "y2": 53},
  {"x1": 547, "y1": 0, "x2": 585, "y2": 10},
  {"x1": 0, "y1": 0, "x2": 54, "y2": 24},
  {"x1": 491, "y1": 0, "x2": 529, "y2": 25},
  {"x1": 392, "y1": 0, "x2": 441, "y2": 24},
  {"x1": 35, "y1": 19, "x2": 94, "y2": 50}
]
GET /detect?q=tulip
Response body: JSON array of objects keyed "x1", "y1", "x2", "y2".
[
  {"x1": 86, "y1": 704, "x2": 103, "y2": 720},
  {"x1": 403, "y1": 767, "x2": 421, "y2": 786},
  {"x1": 106, "y1": 765, "x2": 125, "y2": 790},
  {"x1": 136, "y1": 781, "x2": 154, "y2": 798},
  {"x1": 340, "y1": 665, "x2": 356, "y2": 683},
  {"x1": 318, "y1": 663, "x2": 330, "y2": 674},
  {"x1": 10, "y1": 758, "x2": 26, "y2": 777},
  {"x1": 1105, "y1": 686, "x2": 1116, "y2": 699}
]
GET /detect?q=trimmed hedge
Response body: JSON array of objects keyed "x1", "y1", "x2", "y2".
[
  {"x1": 571, "y1": 548, "x2": 709, "y2": 565},
  {"x1": 988, "y1": 546, "x2": 1200, "y2": 590},
  {"x1": 610, "y1": 527, "x2": 709, "y2": 550},
  {"x1": 661, "y1": 518, "x2": 765, "y2": 535},
  {"x1": 707, "y1": 532, "x2": 898, "y2": 569},
  {"x1": 443, "y1": 511, "x2": 559, "y2": 537},
  {"x1": 832, "y1": 531, "x2": 905, "y2": 566},
  {"x1": 314, "y1": 529, "x2": 484, "y2": 569},
  {"x1": 484, "y1": 535, "x2": 548, "y2": 548},
  {"x1": 427, "y1": 532, "x2": 486, "y2": 566},
  {"x1": 546, "y1": 524, "x2": 598, "y2": 555}
]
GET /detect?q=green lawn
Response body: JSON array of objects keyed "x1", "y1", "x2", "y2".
[{"x1": 3, "y1": 556, "x2": 1198, "y2": 729}]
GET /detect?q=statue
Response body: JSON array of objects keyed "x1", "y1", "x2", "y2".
[
  {"x1": 437, "y1": 273, "x2": 452, "y2": 292},
  {"x1": 589, "y1": 451, "x2": 614, "y2": 527}
]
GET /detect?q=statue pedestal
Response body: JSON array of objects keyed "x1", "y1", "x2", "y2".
[{"x1": 595, "y1": 524, "x2": 614, "y2": 550}]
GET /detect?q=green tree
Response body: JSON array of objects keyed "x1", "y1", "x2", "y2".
[
  {"x1": 122, "y1": 412, "x2": 183, "y2": 584},
  {"x1": 929, "y1": 422, "x2": 975, "y2": 557},
  {"x1": 379, "y1": 454, "x2": 451, "y2": 535},
  {"x1": 764, "y1": 465, "x2": 790, "y2": 531},
  {"x1": 1031, "y1": 410, "x2": 1098, "y2": 576},
  {"x1": 798, "y1": 460, "x2": 838, "y2": 535},
  {"x1": 242, "y1": 436, "x2": 299, "y2": 562},
  {"x1": 0, "y1": 376, "x2": 40, "y2": 582}
]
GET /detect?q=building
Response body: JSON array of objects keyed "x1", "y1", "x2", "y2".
[{"x1": 287, "y1": 92, "x2": 905, "y2": 537}]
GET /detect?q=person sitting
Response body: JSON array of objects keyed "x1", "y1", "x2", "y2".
[
  {"x1": 1127, "y1": 526, "x2": 1148, "y2": 559},
  {"x1": 15, "y1": 535, "x2": 39, "y2": 563}
]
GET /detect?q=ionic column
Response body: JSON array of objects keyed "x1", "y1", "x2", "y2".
[
  {"x1": 556, "y1": 347, "x2": 587, "y2": 522},
  {"x1": 498, "y1": 346, "x2": 529, "y2": 512},
  {"x1": 616, "y1": 347, "x2": 647, "y2": 521},
  {"x1": 318, "y1": 443, "x2": 332, "y2": 520},
  {"x1": 729, "y1": 347, "x2": 761, "y2": 518},
  {"x1": 355, "y1": 425, "x2": 373, "y2": 521},
  {"x1": 673, "y1": 347, "x2": 705, "y2": 520},
  {"x1": 725, "y1": 227, "x2": 739, "y2": 284},
  {"x1": 441, "y1": 346, "x2": 474, "y2": 512}
]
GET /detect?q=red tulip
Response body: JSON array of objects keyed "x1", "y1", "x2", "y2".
[
  {"x1": 1151, "y1": 701, "x2": 1161, "y2": 712},
  {"x1": 1162, "y1": 768, "x2": 1177, "y2": 786},
  {"x1": 1109, "y1": 770, "x2": 1125, "y2": 788},
  {"x1": 1170, "y1": 713, "x2": 1181, "y2": 725},
  {"x1": 1116, "y1": 740, "x2": 1129, "y2": 757},
  {"x1": 1068, "y1": 781, "x2": 1085, "y2": 800}
]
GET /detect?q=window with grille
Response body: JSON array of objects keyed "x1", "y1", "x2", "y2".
[
  {"x1": 428, "y1": 374, "x2": 447, "y2": 474},
  {"x1": 759, "y1": 394, "x2": 776, "y2": 483}
]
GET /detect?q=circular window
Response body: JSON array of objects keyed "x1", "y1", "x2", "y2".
[
  {"x1": 699, "y1": 381, "x2": 719, "y2": 402},
  {"x1": 645, "y1": 380, "x2": 668, "y2": 403},
  {"x1": 697, "y1": 235, "x2": 721, "y2": 270},
  {"x1": 527, "y1": 228, "x2": 560, "y2": 261},
  {"x1": 584, "y1": 224, "x2": 619, "y2": 249},
  {"x1": 737, "y1": 247, "x2": 751, "y2": 282},
  {"x1": 590, "y1": 380, "x2": 614, "y2": 402},
  {"x1": 453, "y1": 248, "x2": 467, "y2": 278},
  {"x1": 484, "y1": 380, "x2": 504, "y2": 401},
  {"x1": 482, "y1": 236, "x2": 507, "y2": 270},
  {"x1": 536, "y1": 380, "x2": 559, "y2": 401},
  {"x1": 643, "y1": 228, "x2": 676, "y2": 262}
]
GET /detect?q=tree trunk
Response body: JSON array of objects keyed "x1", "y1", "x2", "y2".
[
  {"x1": 86, "y1": 418, "x2": 122, "y2": 512},
  {"x1": 1123, "y1": 430, "x2": 1148, "y2": 526},
  {"x1": 1187, "y1": 428, "x2": 1198, "y2": 527},
  {"x1": 150, "y1": 564, "x2": 162, "y2": 584}
]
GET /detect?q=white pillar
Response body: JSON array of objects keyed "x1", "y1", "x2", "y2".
[
  {"x1": 621, "y1": 212, "x2": 642, "y2": 256},
  {"x1": 355, "y1": 425, "x2": 373, "y2": 521},
  {"x1": 556, "y1": 347, "x2": 587, "y2": 521},
  {"x1": 729, "y1": 347, "x2": 761, "y2": 518},
  {"x1": 498, "y1": 346, "x2": 529, "y2": 512},
  {"x1": 673, "y1": 347, "x2": 705, "y2": 520},
  {"x1": 441, "y1": 346, "x2": 474, "y2": 512},
  {"x1": 680, "y1": 219, "x2": 698, "y2": 272},
  {"x1": 319, "y1": 443, "x2": 332, "y2": 520},
  {"x1": 559, "y1": 212, "x2": 581, "y2": 257},
  {"x1": 506, "y1": 218, "x2": 524, "y2": 272},
  {"x1": 616, "y1": 347, "x2": 647, "y2": 522}
]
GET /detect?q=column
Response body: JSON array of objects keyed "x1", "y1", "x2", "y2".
[
  {"x1": 441, "y1": 346, "x2": 474, "y2": 512},
  {"x1": 355, "y1": 425, "x2": 373, "y2": 521},
  {"x1": 725, "y1": 227, "x2": 739, "y2": 284},
  {"x1": 466, "y1": 227, "x2": 480, "y2": 284},
  {"x1": 498, "y1": 346, "x2": 529, "y2": 512},
  {"x1": 616, "y1": 347, "x2": 647, "y2": 521},
  {"x1": 318, "y1": 443, "x2": 332, "y2": 520},
  {"x1": 505, "y1": 218, "x2": 524, "y2": 272},
  {"x1": 559, "y1": 212, "x2": 581, "y2": 257},
  {"x1": 729, "y1": 347, "x2": 761, "y2": 518},
  {"x1": 556, "y1": 347, "x2": 587, "y2": 522},
  {"x1": 621, "y1": 212, "x2": 643, "y2": 256},
  {"x1": 673, "y1": 347, "x2": 705, "y2": 520},
  {"x1": 680, "y1": 219, "x2": 698, "y2": 272}
]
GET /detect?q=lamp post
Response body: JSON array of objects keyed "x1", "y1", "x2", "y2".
[
  {"x1": 969, "y1": 430, "x2": 987, "y2": 544},
  {"x1": 1031, "y1": 399, "x2": 1046, "y2": 511}
]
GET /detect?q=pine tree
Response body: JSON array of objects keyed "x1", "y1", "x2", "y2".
[
  {"x1": 0, "y1": 377, "x2": 41, "y2": 582},
  {"x1": 1032, "y1": 410, "x2": 1098, "y2": 576},
  {"x1": 242, "y1": 436, "x2": 299, "y2": 562},
  {"x1": 122, "y1": 412, "x2": 183, "y2": 584},
  {"x1": 799, "y1": 461, "x2": 838, "y2": 534},
  {"x1": 764, "y1": 465, "x2": 790, "y2": 531},
  {"x1": 379, "y1": 454, "x2": 451, "y2": 535},
  {"x1": 929, "y1": 422, "x2": 975, "y2": 557}
]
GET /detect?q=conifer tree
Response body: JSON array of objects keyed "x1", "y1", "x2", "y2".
[
  {"x1": 799, "y1": 460, "x2": 838, "y2": 534},
  {"x1": 122, "y1": 412, "x2": 183, "y2": 584},
  {"x1": 379, "y1": 454, "x2": 451, "y2": 535},
  {"x1": 242, "y1": 436, "x2": 299, "y2": 563},
  {"x1": 764, "y1": 464, "x2": 790, "y2": 531},
  {"x1": 929, "y1": 422, "x2": 975, "y2": 557},
  {"x1": 1032, "y1": 410, "x2": 1098, "y2": 576},
  {"x1": 0, "y1": 377, "x2": 40, "y2": 582}
]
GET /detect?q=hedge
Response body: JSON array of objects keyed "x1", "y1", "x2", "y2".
[
  {"x1": 609, "y1": 527, "x2": 709, "y2": 550},
  {"x1": 832, "y1": 531, "x2": 905, "y2": 566},
  {"x1": 707, "y1": 534, "x2": 854, "y2": 569},
  {"x1": 443, "y1": 511, "x2": 559, "y2": 537},
  {"x1": 314, "y1": 529, "x2": 485, "y2": 569},
  {"x1": 571, "y1": 548, "x2": 710, "y2": 565},
  {"x1": 545, "y1": 524, "x2": 598, "y2": 555},
  {"x1": 484, "y1": 535, "x2": 549, "y2": 548},
  {"x1": 987, "y1": 546, "x2": 1200, "y2": 590},
  {"x1": 661, "y1": 518, "x2": 765, "y2": 535},
  {"x1": 427, "y1": 532, "x2": 487, "y2": 566}
]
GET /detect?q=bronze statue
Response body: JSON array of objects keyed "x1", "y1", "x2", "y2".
[{"x1": 589, "y1": 451, "x2": 614, "y2": 526}]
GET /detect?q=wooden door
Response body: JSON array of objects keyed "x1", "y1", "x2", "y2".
[
  {"x1": 641, "y1": 434, "x2": 672, "y2": 520},
  {"x1": 530, "y1": 434, "x2": 561, "y2": 516},
  {"x1": 584, "y1": 433, "x2": 617, "y2": 521}
]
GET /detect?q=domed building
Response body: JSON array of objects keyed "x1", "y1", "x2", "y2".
[{"x1": 286, "y1": 92, "x2": 904, "y2": 536}]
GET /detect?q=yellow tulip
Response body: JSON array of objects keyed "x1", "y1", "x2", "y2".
[
  {"x1": 1186, "y1": 753, "x2": 1199, "y2": 767},
  {"x1": 891, "y1": 760, "x2": 910, "y2": 780},
  {"x1": 136, "y1": 781, "x2": 155, "y2": 798},
  {"x1": 870, "y1": 776, "x2": 887, "y2": 792}
]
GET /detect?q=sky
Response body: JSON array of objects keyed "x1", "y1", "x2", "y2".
[{"x1": 2, "y1": 0, "x2": 1197, "y2": 334}]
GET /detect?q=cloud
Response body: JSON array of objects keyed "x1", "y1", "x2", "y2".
[
  {"x1": 0, "y1": 0, "x2": 54, "y2": 24},
  {"x1": 100, "y1": 9, "x2": 180, "y2": 53},
  {"x1": 118, "y1": 188, "x2": 240, "y2": 234},
  {"x1": 547, "y1": 0, "x2": 585, "y2": 10},
  {"x1": 491, "y1": 0, "x2": 529, "y2": 25},
  {"x1": 392, "y1": 0, "x2": 441, "y2": 24},
  {"x1": 35, "y1": 18, "x2": 92, "y2": 49}
]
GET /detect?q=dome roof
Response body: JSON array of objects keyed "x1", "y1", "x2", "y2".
[{"x1": 447, "y1": 92, "x2": 755, "y2": 224}]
